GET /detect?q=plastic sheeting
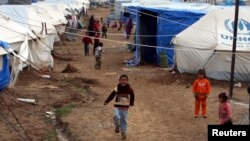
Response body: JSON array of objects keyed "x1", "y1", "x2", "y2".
[
  {"x1": 0, "y1": 41, "x2": 10, "y2": 92},
  {"x1": 126, "y1": 5, "x2": 206, "y2": 66}
]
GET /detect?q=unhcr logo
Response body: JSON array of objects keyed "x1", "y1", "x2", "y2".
[
  {"x1": 221, "y1": 18, "x2": 250, "y2": 42},
  {"x1": 225, "y1": 18, "x2": 250, "y2": 35}
]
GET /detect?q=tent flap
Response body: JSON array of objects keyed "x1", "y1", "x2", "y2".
[{"x1": 0, "y1": 41, "x2": 10, "y2": 92}]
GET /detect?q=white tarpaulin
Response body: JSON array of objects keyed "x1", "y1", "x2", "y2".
[
  {"x1": 30, "y1": 4, "x2": 68, "y2": 24},
  {"x1": 0, "y1": 5, "x2": 57, "y2": 35},
  {"x1": 39, "y1": 0, "x2": 90, "y2": 9},
  {"x1": 29, "y1": 35, "x2": 54, "y2": 70},
  {"x1": 0, "y1": 8, "x2": 55, "y2": 70},
  {"x1": 0, "y1": 14, "x2": 35, "y2": 66},
  {"x1": 216, "y1": 9, "x2": 250, "y2": 51},
  {"x1": 0, "y1": 14, "x2": 36, "y2": 44},
  {"x1": 18, "y1": 37, "x2": 30, "y2": 70},
  {"x1": 173, "y1": 7, "x2": 250, "y2": 81}
]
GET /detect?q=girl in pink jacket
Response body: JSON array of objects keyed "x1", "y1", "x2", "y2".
[{"x1": 218, "y1": 92, "x2": 233, "y2": 125}]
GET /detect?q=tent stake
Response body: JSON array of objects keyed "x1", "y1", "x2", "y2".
[{"x1": 229, "y1": 0, "x2": 240, "y2": 99}]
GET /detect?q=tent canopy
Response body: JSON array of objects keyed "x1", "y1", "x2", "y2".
[
  {"x1": 0, "y1": 6, "x2": 55, "y2": 70},
  {"x1": 0, "y1": 14, "x2": 36, "y2": 44},
  {"x1": 0, "y1": 5, "x2": 57, "y2": 36},
  {"x1": 173, "y1": 7, "x2": 250, "y2": 81}
]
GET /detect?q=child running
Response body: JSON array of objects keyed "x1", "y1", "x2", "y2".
[
  {"x1": 95, "y1": 42, "x2": 103, "y2": 69},
  {"x1": 192, "y1": 68, "x2": 211, "y2": 118},
  {"x1": 104, "y1": 74, "x2": 135, "y2": 140}
]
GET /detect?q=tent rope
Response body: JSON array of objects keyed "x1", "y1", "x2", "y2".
[{"x1": 0, "y1": 95, "x2": 32, "y2": 141}]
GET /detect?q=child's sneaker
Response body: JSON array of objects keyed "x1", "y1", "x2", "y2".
[
  {"x1": 194, "y1": 115, "x2": 198, "y2": 118},
  {"x1": 203, "y1": 115, "x2": 208, "y2": 118},
  {"x1": 115, "y1": 126, "x2": 119, "y2": 133},
  {"x1": 122, "y1": 132, "x2": 126, "y2": 140}
]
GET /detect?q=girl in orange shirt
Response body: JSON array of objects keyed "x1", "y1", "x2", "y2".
[{"x1": 192, "y1": 68, "x2": 211, "y2": 118}]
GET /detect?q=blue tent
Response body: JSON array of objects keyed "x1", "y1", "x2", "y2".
[
  {"x1": 0, "y1": 41, "x2": 10, "y2": 93},
  {"x1": 125, "y1": 6, "x2": 206, "y2": 67}
]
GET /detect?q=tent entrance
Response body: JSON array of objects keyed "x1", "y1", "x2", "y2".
[{"x1": 139, "y1": 10, "x2": 157, "y2": 64}]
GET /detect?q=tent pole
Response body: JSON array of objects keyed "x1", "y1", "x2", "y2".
[
  {"x1": 229, "y1": 0, "x2": 240, "y2": 99},
  {"x1": 45, "y1": 22, "x2": 48, "y2": 35}
]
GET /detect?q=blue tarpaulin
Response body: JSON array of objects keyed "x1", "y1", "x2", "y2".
[
  {"x1": 0, "y1": 41, "x2": 10, "y2": 92},
  {"x1": 125, "y1": 6, "x2": 206, "y2": 67}
]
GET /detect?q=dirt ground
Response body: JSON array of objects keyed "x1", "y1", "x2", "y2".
[{"x1": 0, "y1": 8, "x2": 249, "y2": 141}]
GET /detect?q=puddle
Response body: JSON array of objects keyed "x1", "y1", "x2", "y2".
[
  {"x1": 46, "y1": 111, "x2": 68, "y2": 141},
  {"x1": 230, "y1": 100, "x2": 249, "y2": 108},
  {"x1": 230, "y1": 100, "x2": 249, "y2": 124}
]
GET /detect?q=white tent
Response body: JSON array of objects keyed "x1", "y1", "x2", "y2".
[
  {"x1": 32, "y1": 3, "x2": 69, "y2": 18},
  {"x1": 0, "y1": 5, "x2": 56, "y2": 70},
  {"x1": 173, "y1": 7, "x2": 250, "y2": 81},
  {"x1": 40, "y1": 0, "x2": 90, "y2": 9},
  {"x1": 0, "y1": 14, "x2": 36, "y2": 60},
  {"x1": 0, "y1": 5, "x2": 57, "y2": 35},
  {"x1": 0, "y1": 14, "x2": 37, "y2": 87},
  {"x1": 28, "y1": 4, "x2": 68, "y2": 41}
]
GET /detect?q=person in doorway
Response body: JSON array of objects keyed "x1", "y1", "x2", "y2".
[
  {"x1": 218, "y1": 92, "x2": 233, "y2": 125},
  {"x1": 192, "y1": 68, "x2": 211, "y2": 118},
  {"x1": 94, "y1": 42, "x2": 103, "y2": 69},
  {"x1": 82, "y1": 32, "x2": 92, "y2": 56},
  {"x1": 104, "y1": 74, "x2": 135, "y2": 140},
  {"x1": 125, "y1": 18, "x2": 133, "y2": 39}
]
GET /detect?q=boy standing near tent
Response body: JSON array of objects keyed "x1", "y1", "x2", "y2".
[
  {"x1": 82, "y1": 32, "x2": 92, "y2": 56},
  {"x1": 95, "y1": 42, "x2": 103, "y2": 69},
  {"x1": 104, "y1": 74, "x2": 135, "y2": 140},
  {"x1": 192, "y1": 68, "x2": 211, "y2": 118}
]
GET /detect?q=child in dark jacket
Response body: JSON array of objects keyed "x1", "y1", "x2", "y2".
[
  {"x1": 102, "y1": 24, "x2": 108, "y2": 38},
  {"x1": 82, "y1": 32, "x2": 92, "y2": 56},
  {"x1": 104, "y1": 74, "x2": 135, "y2": 140}
]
